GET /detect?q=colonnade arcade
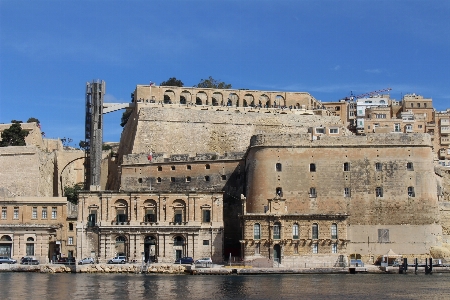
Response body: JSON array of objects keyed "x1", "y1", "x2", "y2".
[
  {"x1": 96, "y1": 228, "x2": 200, "y2": 263},
  {"x1": 135, "y1": 85, "x2": 320, "y2": 109}
]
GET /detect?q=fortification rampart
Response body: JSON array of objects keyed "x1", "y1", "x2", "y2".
[
  {"x1": 0, "y1": 146, "x2": 54, "y2": 197},
  {"x1": 117, "y1": 105, "x2": 346, "y2": 159}
]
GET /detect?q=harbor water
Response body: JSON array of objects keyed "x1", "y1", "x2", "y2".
[{"x1": 1, "y1": 272, "x2": 449, "y2": 299}]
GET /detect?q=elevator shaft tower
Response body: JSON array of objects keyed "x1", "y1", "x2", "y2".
[{"x1": 85, "y1": 80, "x2": 105, "y2": 189}]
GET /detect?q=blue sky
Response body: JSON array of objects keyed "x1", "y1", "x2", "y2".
[{"x1": 1, "y1": 0, "x2": 449, "y2": 144}]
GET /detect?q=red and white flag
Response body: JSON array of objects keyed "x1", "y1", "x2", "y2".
[
  {"x1": 147, "y1": 152, "x2": 153, "y2": 161},
  {"x1": 149, "y1": 81, "x2": 155, "y2": 86}
]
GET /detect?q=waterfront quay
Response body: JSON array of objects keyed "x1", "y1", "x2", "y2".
[{"x1": 1, "y1": 262, "x2": 449, "y2": 275}]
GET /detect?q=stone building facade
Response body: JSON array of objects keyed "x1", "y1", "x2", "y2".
[
  {"x1": 0, "y1": 197, "x2": 72, "y2": 263},
  {"x1": 240, "y1": 133, "x2": 442, "y2": 265},
  {"x1": 76, "y1": 191, "x2": 223, "y2": 263}
]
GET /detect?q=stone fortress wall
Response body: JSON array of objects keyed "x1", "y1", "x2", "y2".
[
  {"x1": 243, "y1": 133, "x2": 442, "y2": 261},
  {"x1": 0, "y1": 122, "x2": 85, "y2": 198}
]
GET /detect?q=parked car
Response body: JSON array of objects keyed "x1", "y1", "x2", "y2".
[
  {"x1": 0, "y1": 256, "x2": 17, "y2": 264},
  {"x1": 107, "y1": 256, "x2": 127, "y2": 264},
  {"x1": 20, "y1": 256, "x2": 39, "y2": 265},
  {"x1": 78, "y1": 257, "x2": 95, "y2": 265},
  {"x1": 57, "y1": 257, "x2": 76, "y2": 264},
  {"x1": 174, "y1": 257, "x2": 194, "y2": 264},
  {"x1": 195, "y1": 257, "x2": 212, "y2": 264}
]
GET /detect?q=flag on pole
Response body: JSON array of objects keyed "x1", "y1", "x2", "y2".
[
  {"x1": 149, "y1": 81, "x2": 155, "y2": 86},
  {"x1": 147, "y1": 152, "x2": 153, "y2": 162}
]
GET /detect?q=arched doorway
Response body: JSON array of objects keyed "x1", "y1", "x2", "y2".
[
  {"x1": 115, "y1": 236, "x2": 127, "y2": 257},
  {"x1": 273, "y1": 244, "x2": 281, "y2": 264},
  {"x1": 0, "y1": 235, "x2": 12, "y2": 257},
  {"x1": 144, "y1": 236, "x2": 157, "y2": 263},
  {"x1": 173, "y1": 236, "x2": 185, "y2": 260},
  {"x1": 26, "y1": 237, "x2": 35, "y2": 256}
]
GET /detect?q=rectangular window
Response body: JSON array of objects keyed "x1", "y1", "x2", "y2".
[
  {"x1": 254, "y1": 224, "x2": 261, "y2": 240},
  {"x1": 408, "y1": 186, "x2": 415, "y2": 197},
  {"x1": 13, "y1": 207, "x2": 19, "y2": 219},
  {"x1": 68, "y1": 237, "x2": 73, "y2": 245},
  {"x1": 310, "y1": 163, "x2": 316, "y2": 172},
  {"x1": 145, "y1": 209, "x2": 156, "y2": 222},
  {"x1": 42, "y1": 207, "x2": 47, "y2": 219},
  {"x1": 407, "y1": 162, "x2": 414, "y2": 170},
  {"x1": 273, "y1": 224, "x2": 281, "y2": 240},
  {"x1": 294, "y1": 243, "x2": 298, "y2": 254},
  {"x1": 276, "y1": 163, "x2": 282, "y2": 172},
  {"x1": 309, "y1": 187, "x2": 317, "y2": 198},
  {"x1": 32, "y1": 207, "x2": 37, "y2": 219},
  {"x1": 292, "y1": 224, "x2": 299, "y2": 239},
  {"x1": 329, "y1": 128, "x2": 339, "y2": 134},
  {"x1": 88, "y1": 211, "x2": 97, "y2": 226},
  {"x1": 2, "y1": 207, "x2": 7, "y2": 219},
  {"x1": 376, "y1": 187, "x2": 383, "y2": 197},
  {"x1": 203, "y1": 240, "x2": 209, "y2": 246},
  {"x1": 52, "y1": 207, "x2": 57, "y2": 219},
  {"x1": 332, "y1": 243, "x2": 338, "y2": 254},
  {"x1": 394, "y1": 123, "x2": 401, "y2": 132},
  {"x1": 343, "y1": 162, "x2": 350, "y2": 171},
  {"x1": 174, "y1": 209, "x2": 183, "y2": 223},
  {"x1": 344, "y1": 187, "x2": 351, "y2": 197},
  {"x1": 378, "y1": 229, "x2": 390, "y2": 243},
  {"x1": 375, "y1": 162, "x2": 382, "y2": 171},
  {"x1": 312, "y1": 224, "x2": 319, "y2": 239},
  {"x1": 331, "y1": 224, "x2": 338, "y2": 239},
  {"x1": 202, "y1": 209, "x2": 211, "y2": 223},
  {"x1": 312, "y1": 243, "x2": 318, "y2": 254},
  {"x1": 315, "y1": 128, "x2": 325, "y2": 134}
]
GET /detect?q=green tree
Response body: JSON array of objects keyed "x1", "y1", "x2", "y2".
[
  {"x1": 27, "y1": 117, "x2": 40, "y2": 125},
  {"x1": 120, "y1": 109, "x2": 132, "y2": 127},
  {"x1": 195, "y1": 76, "x2": 232, "y2": 89},
  {"x1": 0, "y1": 122, "x2": 29, "y2": 147},
  {"x1": 64, "y1": 183, "x2": 83, "y2": 204},
  {"x1": 160, "y1": 77, "x2": 184, "y2": 87},
  {"x1": 79, "y1": 140, "x2": 88, "y2": 150}
]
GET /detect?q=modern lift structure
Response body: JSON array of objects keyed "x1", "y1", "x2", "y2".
[{"x1": 84, "y1": 80, "x2": 133, "y2": 190}]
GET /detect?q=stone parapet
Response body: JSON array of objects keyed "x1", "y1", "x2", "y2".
[
  {"x1": 123, "y1": 151, "x2": 246, "y2": 165},
  {"x1": 250, "y1": 133, "x2": 432, "y2": 148}
]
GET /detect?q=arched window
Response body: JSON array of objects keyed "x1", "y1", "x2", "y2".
[
  {"x1": 173, "y1": 200, "x2": 186, "y2": 223},
  {"x1": 292, "y1": 224, "x2": 299, "y2": 239},
  {"x1": 114, "y1": 200, "x2": 128, "y2": 224},
  {"x1": 115, "y1": 236, "x2": 127, "y2": 257},
  {"x1": 273, "y1": 222, "x2": 281, "y2": 240},
  {"x1": 312, "y1": 223, "x2": 319, "y2": 239},
  {"x1": 254, "y1": 223, "x2": 261, "y2": 240},
  {"x1": 331, "y1": 223, "x2": 338, "y2": 239},
  {"x1": 143, "y1": 199, "x2": 157, "y2": 223},
  {"x1": 173, "y1": 236, "x2": 184, "y2": 246}
]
